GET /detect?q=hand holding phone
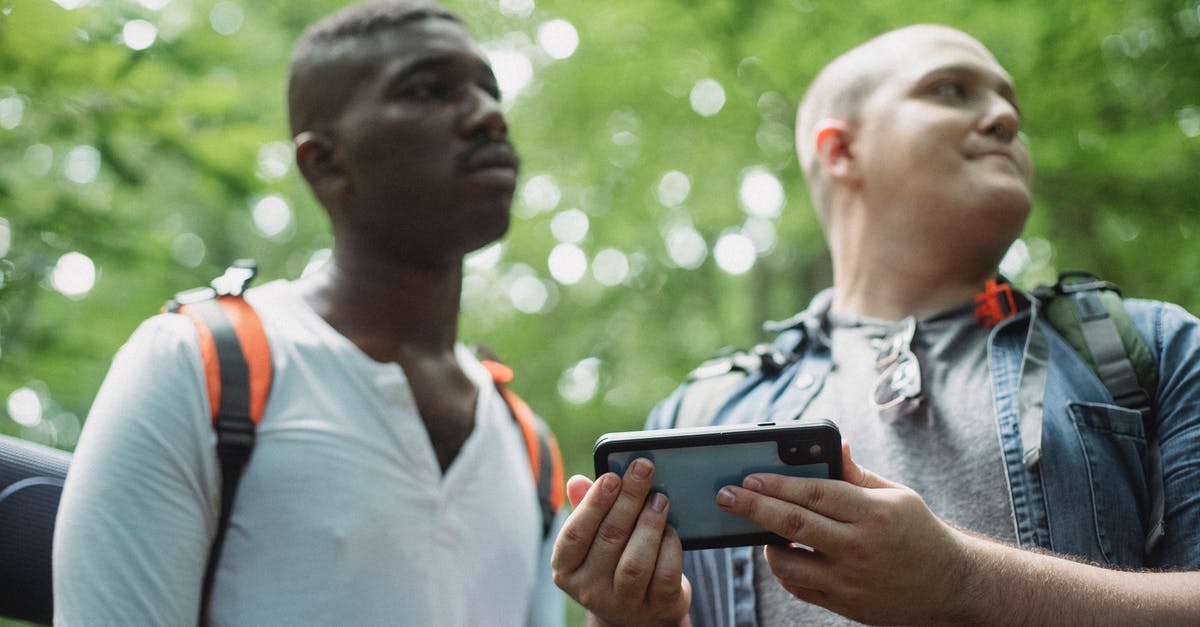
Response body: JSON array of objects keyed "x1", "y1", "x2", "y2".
[{"x1": 593, "y1": 420, "x2": 842, "y2": 550}]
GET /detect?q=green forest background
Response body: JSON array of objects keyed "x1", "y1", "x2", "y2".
[{"x1": 2, "y1": 0, "x2": 1199, "y2": 624}]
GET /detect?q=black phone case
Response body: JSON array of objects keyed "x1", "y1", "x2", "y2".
[{"x1": 593, "y1": 420, "x2": 842, "y2": 550}]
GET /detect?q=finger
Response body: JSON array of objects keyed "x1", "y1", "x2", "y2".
[
  {"x1": 647, "y1": 525, "x2": 687, "y2": 608},
  {"x1": 566, "y1": 474, "x2": 593, "y2": 508},
  {"x1": 612, "y1": 492, "x2": 670, "y2": 599},
  {"x1": 739, "y1": 472, "x2": 875, "y2": 523},
  {"x1": 716, "y1": 484, "x2": 850, "y2": 551},
  {"x1": 763, "y1": 545, "x2": 830, "y2": 603},
  {"x1": 552, "y1": 472, "x2": 621, "y2": 574},
  {"x1": 841, "y1": 441, "x2": 901, "y2": 490},
  {"x1": 584, "y1": 458, "x2": 661, "y2": 572}
]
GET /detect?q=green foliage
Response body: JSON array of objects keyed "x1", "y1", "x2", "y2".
[{"x1": 1, "y1": 1, "x2": 1198, "y2": 623}]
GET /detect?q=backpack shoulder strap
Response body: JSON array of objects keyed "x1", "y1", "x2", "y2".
[
  {"x1": 1034, "y1": 270, "x2": 1164, "y2": 555},
  {"x1": 163, "y1": 259, "x2": 272, "y2": 621},
  {"x1": 479, "y1": 359, "x2": 565, "y2": 540},
  {"x1": 673, "y1": 344, "x2": 785, "y2": 429}
]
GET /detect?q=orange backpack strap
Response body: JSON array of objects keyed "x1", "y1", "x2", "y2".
[
  {"x1": 480, "y1": 359, "x2": 565, "y2": 539},
  {"x1": 162, "y1": 260, "x2": 272, "y2": 624}
]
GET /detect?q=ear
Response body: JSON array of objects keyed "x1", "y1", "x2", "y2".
[
  {"x1": 812, "y1": 118, "x2": 858, "y2": 183},
  {"x1": 294, "y1": 131, "x2": 347, "y2": 198}
]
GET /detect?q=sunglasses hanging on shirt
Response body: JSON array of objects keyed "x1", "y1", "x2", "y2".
[{"x1": 870, "y1": 316, "x2": 924, "y2": 421}]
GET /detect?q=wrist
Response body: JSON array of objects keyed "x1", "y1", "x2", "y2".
[{"x1": 935, "y1": 525, "x2": 995, "y2": 624}]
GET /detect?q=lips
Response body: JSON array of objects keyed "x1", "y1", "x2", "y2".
[{"x1": 460, "y1": 141, "x2": 519, "y2": 176}]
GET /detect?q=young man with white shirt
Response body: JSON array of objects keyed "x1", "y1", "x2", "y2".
[{"x1": 52, "y1": 2, "x2": 563, "y2": 625}]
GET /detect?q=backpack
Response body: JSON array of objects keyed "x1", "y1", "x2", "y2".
[
  {"x1": 672, "y1": 272, "x2": 1163, "y2": 555},
  {"x1": 0, "y1": 261, "x2": 565, "y2": 626}
]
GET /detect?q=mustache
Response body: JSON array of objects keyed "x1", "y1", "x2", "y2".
[{"x1": 457, "y1": 137, "x2": 519, "y2": 167}]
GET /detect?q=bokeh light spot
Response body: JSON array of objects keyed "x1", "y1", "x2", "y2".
[
  {"x1": 592, "y1": 248, "x2": 629, "y2": 286},
  {"x1": 498, "y1": 0, "x2": 534, "y2": 18},
  {"x1": 50, "y1": 251, "x2": 97, "y2": 299},
  {"x1": 486, "y1": 49, "x2": 533, "y2": 100},
  {"x1": 122, "y1": 19, "x2": 158, "y2": 50},
  {"x1": 24, "y1": 144, "x2": 53, "y2": 177},
  {"x1": 210, "y1": 1, "x2": 244, "y2": 36},
  {"x1": 172, "y1": 232, "x2": 206, "y2": 268},
  {"x1": 0, "y1": 95, "x2": 25, "y2": 130},
  {"x1": 664, "y1": 223, "x2": 707, "y2": 270},
  {"x1": 739, "y1": 167, "x2": 785, "y2": 218},
  {"x1": 714, "y1": 231, "x2": 756, "y2": 275},
  {"x1": 510, "y1": 275, "x2": 549, "y2": 313},
  {"x1": 656, "y1": 170, "x2": 691, "y2": 207},
  {"x1": 251, "y1": 195, "x2": 293, "y2": 239},
  {"x1": 64, "y1": 145, "x2": 101, "y2": 184},
  {"x1": 550, "y1": 209, "x2": 589, "y2": 244},
  {"x1": 548, "y1": 243, "x2": 587, "y2": 285},
  {"x1": 7, "y1": 387, "x2": 43, "y2": 427},
  {"x1": 558, "y1": 357, "x2": 601, "y2": 405},
  {"x1": 520, "y1": 174, "x2": 562, "y2": 216},
  {"x1": 538, "y1": 19, "x2": 579, "y2": 60},
  {"x1": 256, "y1": 141, "x2": 293, "y2": 181},
  {"x1": 690, "y1": 78, "x2": 726, "y2": 117},
  {"x1": 0, "y1": 218, "x2": 10, "y2": 258}
]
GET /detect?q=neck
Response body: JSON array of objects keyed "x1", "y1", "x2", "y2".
[
  {"x1": 296, "y1": 247, "x2": 464, "y2": 361},
  {"x1": 825, "y1": 202, "x2": 1001, "y2": 320}
]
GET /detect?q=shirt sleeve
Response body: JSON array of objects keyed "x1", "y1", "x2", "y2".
[
  {"x1": 53, "y1": 313, "x2": 219, "y2": 626},
  {"x1": 526, "y1": 509, "x2": 567, "y2": 627}
]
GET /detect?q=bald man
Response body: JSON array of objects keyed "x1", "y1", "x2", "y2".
[{"x1": 552, "y1": 25, "x2": 1200, "y2": 626}]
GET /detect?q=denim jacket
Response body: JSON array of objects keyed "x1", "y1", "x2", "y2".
[{"x1": 643, "y1": 289, "x2": 1200, "y2": 627}]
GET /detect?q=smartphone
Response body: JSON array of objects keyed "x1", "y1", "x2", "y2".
[{"x1": 593, "y1": 420, "x2": 842, "y2": 550}]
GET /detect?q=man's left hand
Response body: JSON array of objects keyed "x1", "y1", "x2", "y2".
[{"x1": 715, "y1": 443, "x2": 976, "y2": 625}]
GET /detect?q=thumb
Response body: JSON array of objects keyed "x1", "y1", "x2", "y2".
[
  {"x1": 565, "y1": 474, "x2": 593, "y2": 508},
  {"x1": 842, "y1": 440, "x2": 902, "y2": 490}
]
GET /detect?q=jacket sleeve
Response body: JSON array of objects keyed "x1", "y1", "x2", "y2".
[
  {"x1": 643, "y1": 385, "x2": 688, "y2": 430},
  {"x1": 1132, "y1": 299, "x2": 1200, "y2": 568},
  {"x1": 53, "y1": 314, "x2": 218, "y2": 625}
]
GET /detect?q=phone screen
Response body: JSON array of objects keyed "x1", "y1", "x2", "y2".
[{"x1": 599, "y1": 428, "x2": 837, "y2": 549}]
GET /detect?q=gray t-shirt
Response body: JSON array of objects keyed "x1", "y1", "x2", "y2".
[{"x1": 756, "y1": 304, "x2": 1015, "y2": 626}]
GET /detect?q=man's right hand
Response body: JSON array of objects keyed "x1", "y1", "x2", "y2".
[{"x1": 550, "y1": 458, "x2": 692, "y2": 627}]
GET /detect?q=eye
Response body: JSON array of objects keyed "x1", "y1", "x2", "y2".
[
  {"x1": 930, "y1": 81, "x2": 968, "y2": 101},
  {"x1": 480, "y1": 80, "x2": 501, "y2": 102},
  {"x1": 401, "y1": 80, "x2": 451, "y2": 101}
]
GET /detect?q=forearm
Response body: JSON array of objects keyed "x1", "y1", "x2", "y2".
[
  {"x1": 956, "y1": 532, "x2": 1200, "y2": 626},
  {"x1": 585, "y1": 612, "x2": 691, "y2": 627}
]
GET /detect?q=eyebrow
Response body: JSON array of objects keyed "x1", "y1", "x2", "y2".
[{"x1": 382, "y1": 53, "x2": 498, "y2": 91}]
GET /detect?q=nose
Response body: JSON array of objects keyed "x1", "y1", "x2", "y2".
[
  {"x1": 461, "y1": 86, "x2": 507, "y2": 141},
  {"x1": 979, "y1": 94, "x2": 1019, "y2": 143}
]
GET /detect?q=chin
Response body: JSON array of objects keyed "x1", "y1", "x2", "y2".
[{"x1": 464, "y1": 211, "x2": 511, "y2": 253}]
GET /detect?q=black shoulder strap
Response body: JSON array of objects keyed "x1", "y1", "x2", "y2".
[
  {"x1": 165, "y1": 260, "x2": 269, "y2": 624},
  {"x1": 0, "y1": 434, "x2": 70, "y2": 625}
]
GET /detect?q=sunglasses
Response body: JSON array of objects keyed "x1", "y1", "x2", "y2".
[{"x1": 870, "y1": 317, "x2": 923, "y2": 419}]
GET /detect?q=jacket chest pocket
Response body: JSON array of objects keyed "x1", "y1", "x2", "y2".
[{"x1": 1054, "y1": 401, "x2": 1150, "y2": 565}]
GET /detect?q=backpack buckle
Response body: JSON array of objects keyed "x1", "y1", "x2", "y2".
[{"x1": 211, "y1": 260, "x2": 259, "y2": 297}]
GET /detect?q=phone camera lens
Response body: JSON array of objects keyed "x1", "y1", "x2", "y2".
[{"x1": 809, "y1": 444, "x2": 823, "y2": 457}]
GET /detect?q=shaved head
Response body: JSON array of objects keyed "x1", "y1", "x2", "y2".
[
  {"x1": 287, "y1": 0, "x2": 462, "y2": 138},
  {"x1": 796, "y1": 25, "x2": 1000, "y2": 217}
]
